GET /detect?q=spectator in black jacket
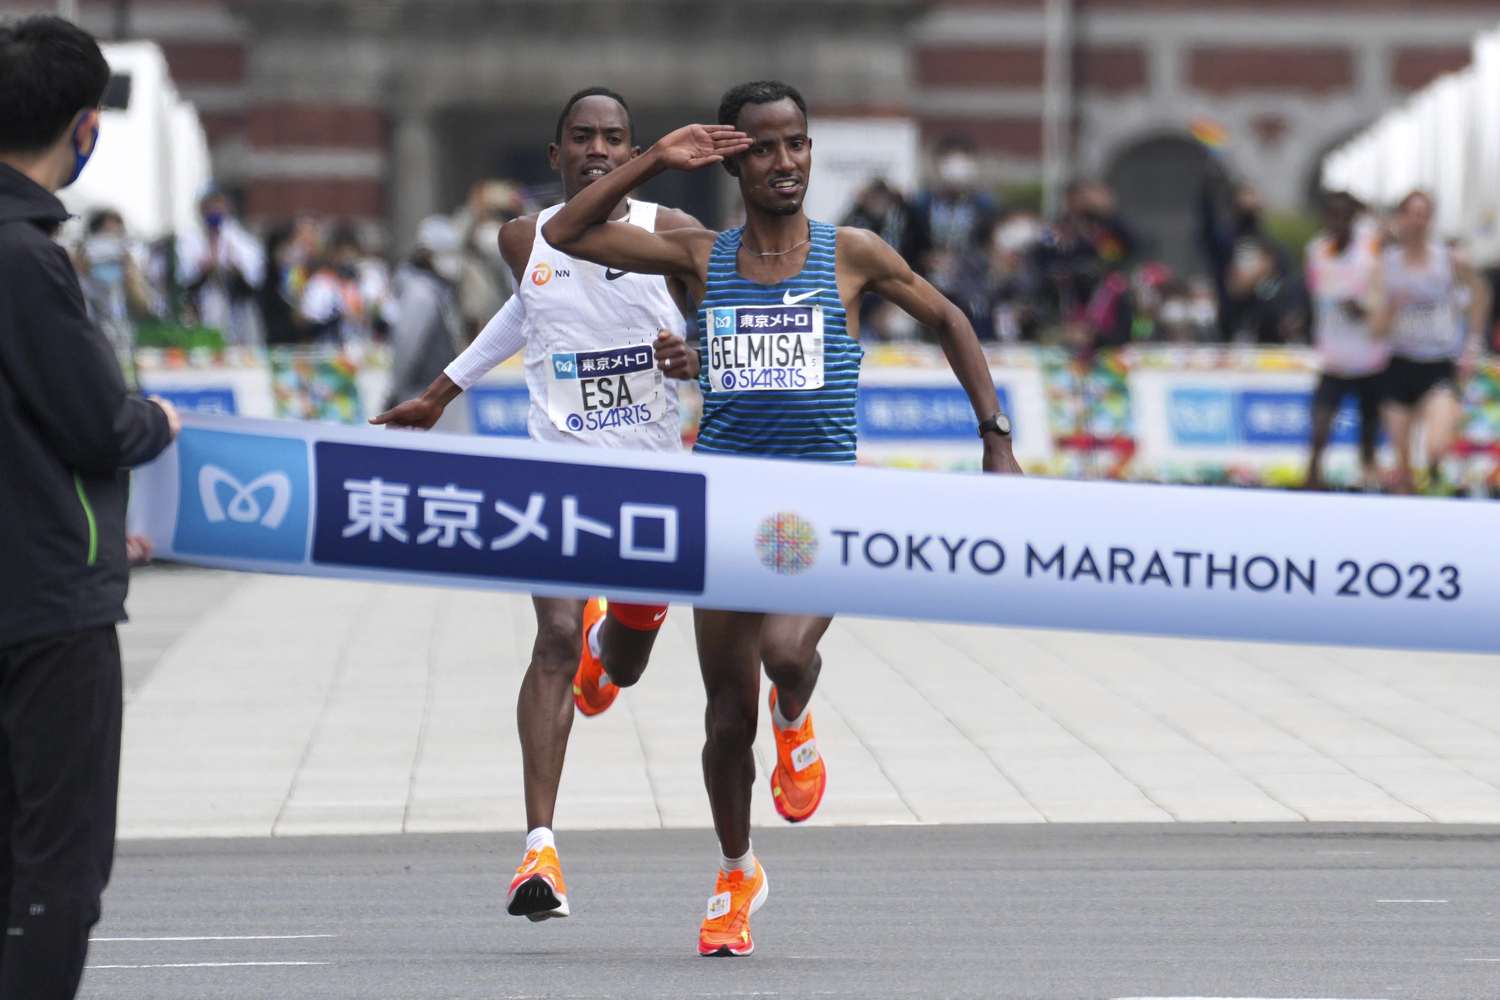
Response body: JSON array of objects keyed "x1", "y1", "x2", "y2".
[{"x1": 0, "y1": 17, "x2": 178, "y2": 999}]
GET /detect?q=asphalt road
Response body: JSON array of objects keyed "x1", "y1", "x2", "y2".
[{"x1": 82, "y1": 824, "x2": 1500, "y2": 1000}]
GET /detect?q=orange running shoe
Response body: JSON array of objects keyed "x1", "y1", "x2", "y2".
[
  {"x1": 697, "y1": 860, "x2": 768, "y2": 957},
  {"x1": 573, "y1": 598, "x2": 618, "y2": 717},
  {"x1": 507, "y1": 846, "x2": 569, "y2": 921},
  {"x1": 768, "y1": 687, "x2": 826, "y2": 823}
]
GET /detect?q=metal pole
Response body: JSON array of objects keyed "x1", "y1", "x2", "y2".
[
  {"x1": 57, "y1": 0, "x2": 80, "y2": 21},
  {"x1": 1041, "y1": 0, "x2": 1075, "y2": 219},
  {"x1": 113, "y1": 0, "x2": 132, "y2": 39}
]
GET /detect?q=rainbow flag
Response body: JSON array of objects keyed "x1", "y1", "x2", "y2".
[{"x1": 1188, "y1": 117, "x2": 1231, "y2": 151}]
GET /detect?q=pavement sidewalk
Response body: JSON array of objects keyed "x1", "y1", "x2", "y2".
[{"x1": 116, "y1": 566, "x2": 1500, "y2": 838}]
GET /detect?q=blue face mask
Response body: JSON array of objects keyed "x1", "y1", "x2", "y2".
[{"x1": 64, "y1": 114, "x2": 99, "y2": 188}]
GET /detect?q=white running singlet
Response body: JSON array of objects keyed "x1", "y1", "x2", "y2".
[
  {"x1": 1306, "y1": 231, "x2": 1387, "y2": 378},
  {"x1": 519, "y1": 200, "x2": 686, "y2": 451},
  {"x1": 1383, "y1": 242, "x2": 1463, "y2": 363}
]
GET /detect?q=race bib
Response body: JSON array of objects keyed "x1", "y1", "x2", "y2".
[
  {"x1": 1395, "y1": 303, "x2": 1456, "y2": 350},
  {"x1": 705, "y1": 305, "x2": 824, "y2": 393},
  {"x1": 546, "y1": 343, "x2": 665, "y2": 434}
]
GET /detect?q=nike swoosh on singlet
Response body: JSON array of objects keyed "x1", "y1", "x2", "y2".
[
  {"x1": 605, "y1": 269, "x2": 629, "y2": 280},
  {"x1": 782, "y1": 289, "x2": 824, "y2": 305}
]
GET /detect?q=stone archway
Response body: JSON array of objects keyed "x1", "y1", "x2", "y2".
[{"x1": 1104, "y1": 133, "x2": 1210, "y2": 277}]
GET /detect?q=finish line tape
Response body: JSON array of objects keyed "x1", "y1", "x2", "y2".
[{"x1": 128, "y1": 414, "x2": 1500, "y2": 653}]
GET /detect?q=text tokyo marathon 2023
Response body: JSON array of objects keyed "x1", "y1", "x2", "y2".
[{"x1": 828, "y1": 530, "x2": 1462, "y2": 602}]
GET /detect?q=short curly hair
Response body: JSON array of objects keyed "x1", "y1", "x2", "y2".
[
  {"x1": 717, "y1": 80, "x2": 807, "y2": 131},
  {"x1": 555, "y1": 86, "x2": 635, "y2": 145}
]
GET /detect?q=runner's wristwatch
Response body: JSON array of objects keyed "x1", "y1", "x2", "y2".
[{"x1": 977, "y1": 413, "x2": 1012, "y2": 439}]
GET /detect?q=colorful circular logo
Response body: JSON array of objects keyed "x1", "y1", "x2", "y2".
[
  {"x1": 755, "y1": 512, "x2": 818, "y2": 575},
  {"x1": 530, "y1": 262, "x2": 552, "y2": 285}
]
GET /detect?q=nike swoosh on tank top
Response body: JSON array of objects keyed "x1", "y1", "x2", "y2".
[{"x1": 694, "y1": 221, "x2": 862, "y2": 463}]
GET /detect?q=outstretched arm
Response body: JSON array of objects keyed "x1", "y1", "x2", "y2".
[
  {"x1": 1453, "y1": 247, "x2": 1493, "y2": 381},
  {"x1": 542, "y1": 124, "x2": 749, "y2": 283},
  {"x1": 840, "y1": 227, "x2": 1022, "y2": 475}
]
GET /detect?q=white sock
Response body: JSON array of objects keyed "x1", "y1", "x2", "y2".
[
  {"x1": 771, "y1": 692, "x2": 810, "y2": 731},
  {"x1": 526, "y1": 827, "x2": 555, "y2": 855},
  {"x1": 720, "y1": 843, "x2": 755, "y2": 876},
  {"x1": 586, "y1": 617, "x2": 604, "y2": 660}
]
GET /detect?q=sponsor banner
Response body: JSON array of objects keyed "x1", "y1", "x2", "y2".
[
  {"x1": 139, "y1": 366, "x2": 274, "y2": 419},
  {"x1": 468, "y1": 384, "x2": 531, "y2": 437},
  {"x1": 853, "y1": 363, "x2": 1052, "y2": 469},
  {"x1": 128, "y1": 347, "x2": 1500, "y2": 488},
  {"x1": 130, "y1": 413, "x2": 1500, "y2": 653},
  {"x1": 1131, "y1": 368, "x2": 1370, "y2": 483}
]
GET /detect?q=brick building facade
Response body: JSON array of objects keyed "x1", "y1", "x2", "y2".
[{"x1": 4, "y1": 0, "x2": 1495, "y2": 247}]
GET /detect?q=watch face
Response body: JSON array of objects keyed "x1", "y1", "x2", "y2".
[{"x1": 995, "y1": 414, "x2": 1012, "y2": 435}]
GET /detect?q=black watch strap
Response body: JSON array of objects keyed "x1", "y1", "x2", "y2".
[{"x1": 977, "y1": 413, "x2": 1012, "y2": 439}]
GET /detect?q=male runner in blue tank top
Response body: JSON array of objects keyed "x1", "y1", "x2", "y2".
[{"x1": 545, "y1": 80, "x2": 1021, "y2": 956}]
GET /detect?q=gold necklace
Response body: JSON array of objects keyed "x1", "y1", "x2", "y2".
[{"x1": 742, "y1": 229, "x2": 811, "y2": 258}]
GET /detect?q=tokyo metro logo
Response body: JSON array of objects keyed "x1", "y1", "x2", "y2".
[
  {"x1": 173, "y1": 428, "x2": 311, "y2": 564},
  {"x1": 198, "y1": 466, "x2": 292, "y2": 529},
  {"x1": 755, "y1": 512, "x2": 818, "y2": 575}
]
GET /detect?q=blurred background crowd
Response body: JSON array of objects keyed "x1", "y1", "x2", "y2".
[
  {"x1": 19, "y1": 0, "x2": 1500, "y2": 494},
  {"x1": 60, "y1": 138, "x2": 1500, "y2": 361}
]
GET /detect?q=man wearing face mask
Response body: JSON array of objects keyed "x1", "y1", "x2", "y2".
[
  {"x1": 454, "y1": 180, "x2": 524, "y2": 337},
  {"x1": 901, "y1": 135, "x2": 999, "y2": 313},
  {"x1": 299, "y1": 225, "x2": 376, "y2": 345},
  {"x1": 387, "y1": 215, "x2": 469, "y2": 414},
  {"x1": 0, "y1": 17, "x2": 180, "y2": 998},
  {"x1": 77, "y1": 209, "x2": 153, "y2": 378},
  {"x1": 175, "y1": 187, "x2": 266, "y2": 346}
]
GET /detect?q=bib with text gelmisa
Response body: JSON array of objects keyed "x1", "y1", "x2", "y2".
[
  {"x1": 545, "y1": 342, "x2": 665, "y2": 434},
  {"x1": 705, "y1": 305, "x2": 824, "y2": 393}
]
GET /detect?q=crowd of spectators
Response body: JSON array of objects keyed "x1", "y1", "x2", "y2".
[
  {"x1": 840, "y1": 135, "x2": 1486, "y2": 358},
  {"x1": 840, "y1": 136, "x2": 1317, "y2": 351},
  {"x1": 67, "y1": 137, "x2": 1500, "y2": 375},
  {"x1": 63, "y1": 177, "x2": 534, "y2": 358}
]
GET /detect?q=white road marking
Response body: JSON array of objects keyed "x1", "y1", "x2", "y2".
[
  {"x1": 92, "y1": 934, "x2": 336, "y2": 942},
  {"x1": 1113, "y1": 996, "x2": 1392, "y2": 999},
  {"x1": 1317, "y1": 851, "x2": 1377, "y2": 855},
  {"x1": 1376, "y1": 899, "x2": 1448, "y2": 903},
  {"x1": 88, "y1": 961, "x2": 328, "y2": 969},
  {"x1": 1464, "y1": 958, "x2": 1500, "y2": 962}
]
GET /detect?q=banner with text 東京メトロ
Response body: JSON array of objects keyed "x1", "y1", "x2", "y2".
[{"x1": 128, "y1": 414, "x2": 1500, "y2": 653}]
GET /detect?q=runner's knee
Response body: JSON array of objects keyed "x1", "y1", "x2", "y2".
[
  {"x1": 532, "y1": 614, "x2": 582, "y2": 672},
  {"x1": 704, "y1": 693, "x2": 757, "y2": 754},
  {"x1": 600, "y1": 650, "x2": 646, "y2": 688},
  {"x1": 761, "y1": 644, "x2": 817, "y2": 690}
]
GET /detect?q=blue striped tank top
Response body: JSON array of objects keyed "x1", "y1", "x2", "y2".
[{"x1": 694, "y1": 221, "x2": 862, "y2": 463}]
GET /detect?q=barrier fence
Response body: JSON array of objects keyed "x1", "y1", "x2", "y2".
[{"x1": 135, "y1": 344, "x2": 1500, "y2": 491}]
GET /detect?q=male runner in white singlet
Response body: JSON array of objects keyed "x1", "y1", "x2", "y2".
[{"x1": 372, "y1": 88, "x2": 704, "y2": 921}]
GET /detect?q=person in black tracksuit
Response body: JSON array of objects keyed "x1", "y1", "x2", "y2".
[{"x1": 0, "y1": 18, "x2": 179, "y2": 999}]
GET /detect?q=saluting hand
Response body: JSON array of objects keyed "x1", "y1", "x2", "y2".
[
  {"x1": 655, "y1": 330, "x2": 700, "y2": 381},
  {"x1": 652, "y1": 124, "x2": 752, "y2": 172}
]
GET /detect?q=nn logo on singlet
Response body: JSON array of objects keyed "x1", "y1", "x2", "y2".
[{"x1": 531, "y1": 263, "x2": 571, "y2": 286}]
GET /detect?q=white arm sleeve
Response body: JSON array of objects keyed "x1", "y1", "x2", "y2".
[{"x1": 444, "y1": 294, "x2": 528, "y2": 390}]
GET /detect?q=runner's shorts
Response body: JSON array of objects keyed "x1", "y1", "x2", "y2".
[
  {"x1": 608, "y1": 601, "x2": 669, "y2": 631},
  {"x1": 1313, "y1": 370, "x2": 1384, "y2": 418},
  {"x1": 1382, "y1": 356, "x2": 1456, "y2": 408}
]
